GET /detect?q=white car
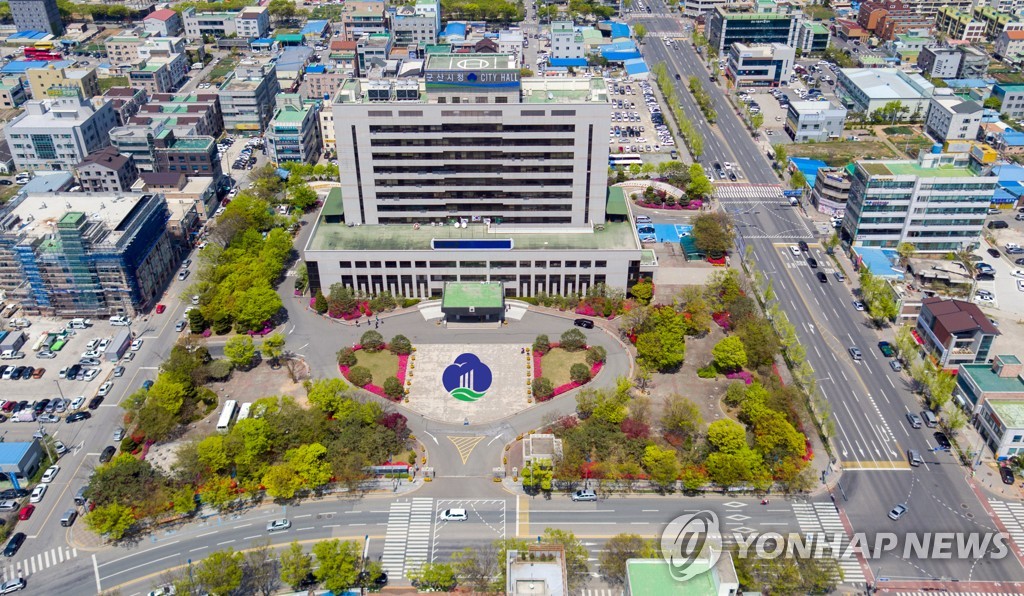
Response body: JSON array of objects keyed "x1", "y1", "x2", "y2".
[
  {"x1": 70, "y1": 396, "x2": 86, "y2": 410},
  {"x1": 85, "y1": 339, "x2": 99, "y2": 350},
  {"x1": 83, "y1": 368, "x2": 100, "y2": 382},
  {"x1": 130, "y1": 339, "x2": 143, "y2": 351},
  {"x1": 97, "y1": 381, "x2": 114, "y2": 397},
  {"x1": 266, "y1": 519, "x2": 291, "y2": 532},
  {"x1": 1018, "y1": 279, "x2": 1024, "y2": 293},
  {"x1": 1012, "y1": 269, "x2": 1024, "y2": 279},
  {"x1": 81, "y1": 350, "x2": 101, "y2": 359},
  {"x1": 41, "y1": 465, "x2": 59, "y2": 483},
  {"x1": 98, "y1": 338, "x2": 110, "y2": 350},
  {"x1": 29, "y1": 484, "x2": 46, "y2": 503}
]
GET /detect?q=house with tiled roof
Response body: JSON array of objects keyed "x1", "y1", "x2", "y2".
[
  {"x1": 916, "y1": 297, "x2": 999, "y2": 368},
  {"x1": 76, "y1": 146, "x2": 139, "y2": 192},
  {"x1": 144, "y1": 8, "x2": 184, "y2": 37}
]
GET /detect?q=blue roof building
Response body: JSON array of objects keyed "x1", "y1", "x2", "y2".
[
  {"x1": 302, "y1": 19, "x2": 330, "y2": 40},
  {"x1": 624, "y1": 58, "x2": 649, "y2": 78},
  {"x1": 2, "y1": 60, "x2": 72, "y2": 74},
  {"x1": 600, "y1": 41, "x2": 640, "y2": 62},
  {"x1": 0, "y1": 441, "x2": 43, "y2": 482}
]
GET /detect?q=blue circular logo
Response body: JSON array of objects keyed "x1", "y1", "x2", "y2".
[{"x1": 442, "y1": 353, "x2": 492, "y2": 402}]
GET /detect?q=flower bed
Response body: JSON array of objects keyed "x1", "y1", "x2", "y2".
[
  {"x1": 339, "y1": 344, "x2": 410, "y2": 402},
  {"x1": 309, "y1": 297, "x2": 375, "y2": 320},
  {"x1": 636, "y1": 200, "x2": 703, "y2": 210},
  {"x1": 707, "y1": 255, "x2": 727, "y2": 266},
  {"x1": 724, "y1": 370, "x2": 754, "y2": 385},
  {"x1": 712, "y1": 311, "x2": 731, "y2": 329},
  {"x1": 533, "y1": 343, "x2": 604, "y2": 401}
]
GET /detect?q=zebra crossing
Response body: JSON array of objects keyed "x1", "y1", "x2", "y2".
[
  {"x1": 1, "y1": 546, "x2": 77, "y2": 583},
  {"x1": 792, "y1": 502, "x2": 866, "y2": 584},
  {"x1": 579, "y1": 589, "x2": 624, "y2": 596},
  {"x1": 893, "y1": 593, "x2": 1020, "y2": 596},
  {"x1": 714, "y1": 184, "x2": 786, "y2": 202},
  {"x1": 988, "y1": 499, "x2": 1024, "y2": 549},
  {"x1": 381, "y1": 498, "x2": 434, "y2": 579}
]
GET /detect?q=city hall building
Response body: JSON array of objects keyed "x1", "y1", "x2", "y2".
[{"x1": 303, "y1": 54, "x2": 648, "y2": 299}]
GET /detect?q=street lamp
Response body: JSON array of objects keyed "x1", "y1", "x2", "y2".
[{"x1": 53, "y1": 380, "x2": 65, "y2": 401}]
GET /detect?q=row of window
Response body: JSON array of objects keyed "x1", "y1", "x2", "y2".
[{"x1": 336, "y1": 260, "x2": 610, "y2": 269}]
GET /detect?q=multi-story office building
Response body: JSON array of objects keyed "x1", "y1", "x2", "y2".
[
  {"x1": 97, "y1": 87, "x2": 148, "y2": 126},
  {"x1": 216, "y1": 59, "x2": 281, "y2": 135},
  {"x1": 992, "y1": 83, "x2": 1024, "y2": 119},
  {"x1": 26, "y1": 63, "x2": 100, "y2": 101},
  {"x1": 707, "y1": 7, "x2": 799, "y2": 54},
  {"x1": 356, "y1": 33, "x2": 392, "y2": 74},
  {"x1": 7, "y1": 96, "x2": 118, "y2": 172},
  {"x1": 181, "y1": 6, "x2": 269, "y2": 40},
  {"x1": 835, "y1": 68, "x2": 934, "y2": 117},
  {"x1": 143, "y1": 8, "x2": 184, "y2": 37},
  {"x1": 925, "y1": 94, "x2": 983, "y2": 142},
  {"x1": 310, "y1": 53, "x2": 644, "y2": 299},
  {"x1": 301, "y1": 65, "x2": 349, "y2": 101},
  {"x1": 0, "y1": 77, "x2": 28, "y2": 108},
  {"x1": 76, "y1": 146, "x2": 140, "y2": 192},
  {"x1": 319, "y1": 108, "x2": 335, "y2": 153},
  {"x1": 680, "y1": 0, "x2": 727, "y2": 18},
  {"x1": 0, "y1": 192, "x2": 176, "y2": 317},
  {"x1": 810, "y1": 167, "x2": 852, "y2": 217},
  {"x1": 795, "y1": 21, "x2": 831, "y2": 55},
  {"x1": 152, "y1": 131, "x2": 221, "y2": 179},
  {"x1": 918, "y1": 46, "x2": 963, "y2": 78},
  {"x1": 9, "y1": 0, "x2": 63, "y2": 35},
  {"x1": 841, "y1": 153, "x2": 997, "y2": 254},
  {"x1": 105, "y1": 32, "x2": 153, "y2": 67},
  {"x1": 341, "y1": 1, "x2": 388, "y2": 41},
  {"x1": 785, "y1": 101, "x2": 847, "y2": 142},
  {"x1": 266, "y1": 94, "x2": 322, "y2": 165},
  {"x1": 389, "y1": 0, "x2": 440, "y2": 46},
  {"x1": 725, "y1": 42, "x2": 794, "y2": 87},
  {"x1": 129, "y1": 56, "x2": 188, "y2": 95},
  {"x1": 917, "y1": 297, "x2": 999, "y2": 369},
  {"x1": 551, "y1": 21, "x2": 585, "y2": 60}
]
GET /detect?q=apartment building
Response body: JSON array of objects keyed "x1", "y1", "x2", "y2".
[
  {"x1": 0, "y1": 77, "x2": 28, "y2": 108},
  {"x1": 9, "y1": 0, "x2": 63, "y2": 35},
  {"x1": 152, "y1": 131, "x2": 221, "y2": 179},
  {"x1": 795, "y1": 21, "x2": 831, "y2": 55},
  {"x1": 341, "y1": 1, "x2": 388, "y2": 41},
  {"x1": 785, "y1": 100, "x2": 848, "y2": 142},
  {"x1": 129, "y1": 56, "x2": 187, "y2": 95},
  {"x1": 925, "y1": 94, "x2": 983, "y2": 142},
  {"x1": 992, "y1": 83, "x2": 1024, "y2": 119},
  {"x1": 266, "y1": 94, "x2": 322, "y2": 165},
  {"x1": 311, "y1": 53, "x2": 645, "y2": 300},
  {"x1": 105, "y1": 32, "x2": 153, "y2": 67},
  {"x1": 0, "y1": 193, "x2": 176, "y2": 317},
  {"x1": 217, "y1": 59, "x2": 281, "y2": 135},
  {"x1": 918, "y1": 46, "x2": 964, "y2": 78},
  {"x1": 725, "y1": 42, "x2": 794, "y2": 87},
  {"x1": 841, "y1": 152, "x2": 997, "y2": 254},
  {"x1": 132, "y1": 92, "x2": 223, "y2": 138},
  {"x1": 7, "y1": 96, "x2": 118, "y2": 172},
  {"x1": 181, "y1": 6, "x2": 270, "y2": 40},
  {"x1": 917, "y1": 297, "x2": 999, "y2": 368},
  {"x1": 995, "y1": 29, "x2": 1024, "y2": 62},
  {"x1": 143, "y1": 8, "x2": 184, "y2": 37},
  {"x1": 26, "y1": 63, "x2": 100, "y2": 100},
  {"x1": 95, "y1": 87, "x2": 147, "y2": 126},
  {"x1": 389, "y1": 0, "x2": 440, "y2": 46},
  {"x1": 810, "y1": 167, "x2": 853, "y2": 217},
  {"x1": 76, "y1": 146, "x2": 140, "y2": 192}
]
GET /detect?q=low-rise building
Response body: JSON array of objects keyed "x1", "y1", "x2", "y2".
[
  {"x1": 506, "y1": 545, "x2": 567, "y2": 595},
  {"x1": 551, "y1": 20, "x2": 585, "y2": 60},
  {"x1": 133, "y1": 171, "x2": 218, "y2": 221},
  {"x1": 996, "y1": 30, "x2": 1024, "y2": 63},
  {"x1": 795, "y1": 21, "x2": 831, "y2": 55},
  {"x1": 835, "y1": 67, "x2": 934, "y2": 117},
  {"x1": 0, "y1": 192, "x2": 176, "y2": 316},
  {"x1": 917, "y1": 46, "x2": 963, "y2": 79},
  {"x1": 625, "y1": 557, "x2": 740, "y2": 596},
  {"x1": 917, "y1": 296, "x2": 999, "y2": 368},
  {"x1": 143, "y1": 8, "x2": 184, "y2": 37},
  {"x1": 956, "y1": 355, "x2": 1024, "y2": 419},
  {"x1": 977, "y1": 398, "x2": 1024, "y2": 460},
  {"x1": 0, "y1": 77, "x2": 28, "y2": 108},
  {"x1": 785, "y1": 100, "x2": 847, "y2": 142},
  {"x1": 7, "y1": 96, "x2": 118, "y2": 172},
  {"x1": 389, "y1": 0, "x2": 440, "y2": 46},
  {"x1": 810, "y1": 166, "x2": 853, "y2": 217},
  {"x1": 301, "y1": 64, "x2": 348, "y2": 101},
  {"x1": 129, "y1": 57, "x2": 184, "y2": 95},
  {"x1": 341, "y1": 1, "x2": 389, "y2": 41},
  {"x1": 76, "y1": 146, "x2": 140, "y2": 192},
  {"x1": 99, "y1": 87, "x2": 148, "y2": 126},
  {"x1": 217, "y1": 59, "x2": 281, "y2": 135},
  {"x1": 26, "y1": 63, "x2": 100, "y2": 100},
  {"x1": 992, "y1": 83, "x2": 1024, "y2": 119},
  {"x1": 152, "y1": 131, "x2": 221, "y2": 180},
  {"x1": 356, "y1": 32, "x2": 393, "y2": 74},
  {"x1": 105, "y1": 32, "x2": 152, "y2": 67},
  {"x1": 131, "y1": 91, "x2": 223, "y2": 138},
  {"x1": 958, "y1": 46, "x2": 990, "y2": 78},
  {"x1": 725, "y1": 42, "x2": 794, "y2": 87},
  {"x1": 319, "y1": 108, "x2": 335, "y2": 153},
  {"x1": 181, "y1": 6, "x2": 270, "y2": 40},
  {"x1": 925, "y1": 94, "x2": 983, "y2": 142},
  {"x1": 266, "y1": 94, "x2": 322, "y2": 165}
]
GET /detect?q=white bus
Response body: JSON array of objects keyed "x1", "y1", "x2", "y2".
[
  {"x1": 610, "y1": 153, "x2": 643, "y2": 166},
  {"x1": 236, "y1": 402, "x2": 252, "y2": 422},
  {"x1": 216, "y1": 400, "x2": 238, "y2": 432}
]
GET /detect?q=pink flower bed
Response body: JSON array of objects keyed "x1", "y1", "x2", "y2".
[
  {"x1": 309, "y1": 297, "x2": 376, "y2": 320},
  {"x1": 636, "y1": 201, "x2": 703, "y2": 211},
  {"x1": 725, "y1": 370, "x2": 754, "y2": 385},
  {"x1": 575, "y1": 304, "x2": 598, "y2": 316},
  {"x1": 533, "y1": 344, "x2": 604, "y2": 399},
  {"x1": 712, "y1": 312, "x2": 731, "y2": 329},
  {"x1": 339, "y1": 344, "x2": 410, "y2": 402}
]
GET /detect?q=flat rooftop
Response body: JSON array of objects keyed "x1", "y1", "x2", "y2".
[
  {"x1": 989, "y1": 400, "x2": 1024, "y2": 428},
  {"x1": 841, "y1": 68, "x2": 932, "y2": 100},
  {"x1": 442, "y1": 282, "x2": 504, "y2": 309},
  {"x1": 425, "y1": 53, "x2": 518, "y2": 71},
  {"x1": 626, "y1": 559, "x2": 721, "y2": 595},
  {"x1": 860, "y1": 161, "x2": 977, "y2": 178},
  {"x1": 336, "y1": 75, "x2": 608, "y2": 104},
  {"x1": 2, "y1": 193, "x2": 147, "y2": 243},
  {"x1": 307, "y1": 220, "x2": 640, "y2": 252},
  {"x1": 961, "y1": 364, "x2": 1024, "y2": 394}
]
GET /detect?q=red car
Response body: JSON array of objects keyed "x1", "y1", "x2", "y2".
[
  {"x1": 155, "y1": 304, "x2": 166, "y2": 314},
  {"x1": 18, "y1": 505, "x2": 34, "y2": 520}
]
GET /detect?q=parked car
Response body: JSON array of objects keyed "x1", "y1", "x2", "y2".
[
  {"x1": 878, "y1": 341, "x2": 895, "y2": 357},
  {"x1": 17, "y1": 505, "x2": 34, "y2": 520},
  {"x1": 41, "y1": 465, "x2": 59, "y2": 483},
  {"x1": 87, "y1": 396, "x2": 104, "y2": 410},
  {"x1": 1001, "y1": 466, "x2": 1015, "y2": 485},
  {"x1": 573, "y1": 318, "x2": 594, "y2": 329},
  {"x1": 99, "y1": 446, "x2": 116, "y2": 463},
  {"x1": 571, "y1": 489, "x2": 597, "y2": 502},
  {"x1": 29, "y1": 485, "x2": 45, "y2": 503}
]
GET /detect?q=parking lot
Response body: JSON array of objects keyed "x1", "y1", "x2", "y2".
[{"x1": 608, "y1": 78, "x2": 676, "y2": 157}]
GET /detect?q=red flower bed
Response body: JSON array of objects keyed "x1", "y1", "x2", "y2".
[
  {"x1": 575, "y1": 303, "x2": 598, "y2": 316},
  {"x1": 339, "y1": 345, "x2": 410, "y2": 402},
  {"x1": 636, "y1": 200, "x2": 703, "y2": 210},
  {"x1": 712, "y1": 311, "x2": 731, "y2": 329},
  {"x1": 533, "y1": 343, "x2": 604, "y2": 398}
]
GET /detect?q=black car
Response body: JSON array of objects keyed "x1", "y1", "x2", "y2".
[
  {"x1": 988, "y1": 248, "x2": 1001, "y2": 258},
  {"x1": 0, "y1": 489, "x2": 27, "y2": 500},
  {"x1": 32, "y1": 399, "x2": 49, "y2": 413},
  {"x1": 3, "y1": 533, "x2": 24, "y2": 558},
  {"x1": 87, "y1": 396, "x2": 104, "y2": 410},
  {"x1": 1001, "y1": 466, "x2": 1015, "y2": 485},
  {"x1": 66, "y1": 411, "x2": 91, "y2": 423},
  {"x1": 99, "y1": 446, "x2": 116, "y2": 463},
  {"x1": 20, "y1": 367, "x2": 32, "y2": 380},
  {"x1": 816, "y1": 271, "x2": 827, "y2": 283},
  {"x1": 0, "y1": 180, "x2": 12, "y2": 186},
  {"x1": 66, "y1": 364, "x2": 81, "y2": 379},
  {"x1": 1017, "y1": 258, "x2": 1024, "y2": 265},
  {"x1": 933, "y1": 432, "x2": 952, "y2": 450},
  {"x1": 573, "y1": 318, "x2": 594, "y2": 329},
  {"x1": 10, "y1": 366, "x2": 25, "y2": 380},
  {"x1": 807, "y1": 257, "x2": 818, "y2": 268}
]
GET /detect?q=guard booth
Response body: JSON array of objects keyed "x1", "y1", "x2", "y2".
[{"x1": 441, "y1": 282, "x2": 505, "y2": 323}]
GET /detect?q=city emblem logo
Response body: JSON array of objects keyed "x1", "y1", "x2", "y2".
[{"x1": 442, "y1": 353, "x2": 492, "y2": 403}]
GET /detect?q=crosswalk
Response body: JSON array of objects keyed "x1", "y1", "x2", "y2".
[
  {"x1": 893, "y1": 593, "x2": 1020, "y2": 595},
  {"x1": 714, "y1": 184, "x2": 786, "y2": 202},
  {"x1": 381, "y1": 498, "x2": 434, "y2": 579},
  {"x1": 988, "y1": 499, "x2": 1024, "y2": 549},
  {"x1": 1, "y1": 546, "x2": 77, "y2": 583},
  {"x1": 792, "y1": 502, "x2": 866, "y2": 584},
  {"x1": 579, "y1": 589, "x2": 624, "y2": 596}
]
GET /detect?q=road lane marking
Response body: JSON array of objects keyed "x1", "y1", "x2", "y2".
[
  {"x1": 188, "y1": 546, "x2": 208, "y2": 553},
  {"x1": 887, "y1": 376, "x2": 895, "y2": 388},
  {"x1": 93, "y1": 554, "x2": 102, "y2": 593},
  {"x1": 197, "y1": 531, "x2": 216, "y2": 538},
  {"x1": 243, "y1": 535, "x2": 260, "y2": 540},
  {"x1": 98, "y1": 542, "x2": 181, "y2": 568},
  {"x1": 217, "y1": 540, "x2": 235, "y2": 546},
  {"x1": 641, "y1": 509, "x2": 659, "y2": 512},
  {"x1": 100, "y1": 552, "x2": 181, "y2": 581},
  {"x1": 294, "y1": 514, "x2": 312, "y2": 519},
  {"x1": 233, "y1": 523, "x2": 252, "y2": 528}
]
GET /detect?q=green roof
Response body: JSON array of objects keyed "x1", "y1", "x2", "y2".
[
  {"x1": 607, "y1": 186, "x2": 628, "y2": 216},
  {"x1": 960, "y1": 363, "x2": 1024, "y2": 394},
  {"x1": 425, "y1": 44, "x2": 452, "y2": 54},
  {"x1": 808, "y1": 22, "x2": 829, "y2": 34},
  {"x1": 441, "y1": 282, "x2": 504, "y2": 309},
  {"x1": 322, "y1": 187, "x2": 344, "y2": 218},
  {"x1": 308, "y1": 220, "x2": 640, "y2": 252},
  {"x1": 989, "y1": 400, "x2": 1024, "y2": 428},
  {"x1": 277, "y1": 33, "x2": 304, "y2": 42},
  {"x1": 59, "y1": 212, "x2": 84, "y2": 226},
  {"x1": 168, "y1": 138, "x2": 213, "y2": 151},
  {"x1": 626, "y1": 559, "x2": 718, "y2": 595},
  {"x1": 861, "y1": 161, "x2": 976, "y2": 178},
  {"x1": 273, "y1": 106, "x2": 310, "y2": 123}
]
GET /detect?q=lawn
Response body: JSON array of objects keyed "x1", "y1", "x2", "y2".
[
  {"x1": 883, "y1": 126, "x2": 914, "y2": 135},
  {"x1": 802, "y1": 5, "x2": 835, "y2": 20},
  {"x1": 0, "y1": 184, "x2": 18, "y2": 205},
  {"x1": 787, "y1": 140, "x2": 898, "y2": 167},
  {"x1": 887, "y1": 133, "x2": 935, "y2": 158},
  {"x1": 354, "y1": 349, "x2": 400, "y2": 385},
  {"x1": 208, "y1": 57, "x2": 238, "y2": 83},
  {"x1": 98, "y1": 77, "x2": 129, "y2": 92},
  {"x1": 540, "y1": 348, "x2": 589, "y2": 386}
]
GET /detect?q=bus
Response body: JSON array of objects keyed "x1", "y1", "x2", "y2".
[
  {"x1": 33, "y1": 41, "x2": 55, "y2": 50},
  {"x1": 236, "y1": 402, "x2": 252, "y2": 422},
  {"x1": 23, "y1": 47, "x2": 62, "y2": 61},
  {"x1": 216, "y1": 400, "x2": 238, "y2": 432},
  {"x1": 610, "y1": 153, "x2": 643, "y2": 167}
]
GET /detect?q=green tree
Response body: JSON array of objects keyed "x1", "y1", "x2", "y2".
[
  {"x1": 287, "y1": 183, "x2": 318, "y2": 212},
  {"x1": 772, "y1": 144, "x2": 787, "y2": 165},
  {"x1": 521, "y1": 458, "x2": 553, "y2": 492},
  {"x1": 569, "y1": 362, "x2": 591, "y2": 384},
  {"x1": 532, "y1": 377, "x2": 554, "y2": 399},
  {"x1": 790, "y1": 169, "x2": 807, "y2": 190},
  {"x1": 312, "y1": 539, "x2": 362, "y2": 593},
  {"x1": 408, "y1": 562, "x2": 458, "y2": 591},
  {"x1": 984, "y1": 96, "x2": 1002, "y2": 111},
  {"x1": 147, "y1": 373, "x2": 189, "y2": 414},
  {"x1": 234, "y1": 285, "x2": 283, "y2": 332},
  {"x1": 750, "y1": 111, "x2": 764, "y2": 131},
  {"x1": 560, "y1": 328, "x2": 587, "y2": 351},
  {"x1": 451, "y1": 545, "x2": 500, "y2": 593},
  {"x1": 543, "y1": 528, "x2": 589, "y2": 591},
  {"x1": 896, "y1": 242, "x2": 917, "y2": 265},
  {"x1": 337, "y1": 346, "x2": 358, "y2": 367},
  {"x1": 198, "y1": 435, "x2": 229, "y2": 474},
  {"x1": 687, "y1": 163, "x2": 713, "y2": 198},
  {"x1": 894, "y1": 324, "x2": 918, "y2": 364},
  {"x1": 347, "y1": 366, "x2": 372, "y2": 387},
  {"x1": 691, "y1": 212, "x2": 735, "y2": 257},
  {"x1": 707, "y1": 419, "x2": 748, "y2": 453},
  {"x1": 279, "y1": 541, "x2": 313, "y2": 590},
  {"x1": 383, "y1": 376, "x2": 404, "y2": 400},
  {"x1": 224, "y1": 335, "x2": 256, "y2": 368},
  {"x1": 285, "y1": 442, "x2": 333, "y2": 490},
  {"x1": 261, "y1": 332, "x2": 286, "y2": 364},
  {"x1": 262, "y1": 463, "x2": 302, "y2": 499},
  {"x1": 642, "y1": 444, "x2": 680, "y2": 489},
  {"x1": 598, "y1": 534, "x2": 659, "y2": 584},
  {"x1": 586, "y1": 345, "x2": 607, "y2": 365},
  {"x1": 196, "y1": 549, "x2": 244, "y2": 596},
  {"x1": 267, "y1": 0, "x2": 297, "y2": 22},
  {"x1": 533, "y1": 334, "x2": 551, "y2": 354},
  {"x1": 314, "y1": 290, "x2": 328, "y2": 314},
  {"x1": 389, "y1": 334, "x2": 412, "y2": 355},
  {"x1": 711, "y1": 336, "x2": 748, "y2": 372},
  {"x1": 200, "y1": 475, "x2": 237, "y2": 510},
  {"x1": 360, "y1": 330, "x2": 385, "y2": 352},
  {"x1": 634, "y1": 307, "x2": 686, "y2": 372},
  {"x1": 661, "y1": 394, "x2": 703, "y2": 446},
  {"x1": 85, "y1": 503, "x2": 136, "y2": 540},
  {"x1": 188, "y1": 307, "x2": 207, "y2": 333},
  {"x1": 633, "y1": 23, "x2": 647, "y2": 42},
  {"x1": 630, "y1": 279, "x2": 654, "y2": 305}
]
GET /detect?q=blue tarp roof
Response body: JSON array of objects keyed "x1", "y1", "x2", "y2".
[
  {"x1": 789, "y1": 157, "x2": 828, "y2": 186},
  {"x1": 549, "y1": 58, "x2": 587, "y2": 67},
  {"x1": 442, "y1": 22, "x2": 467, "y2": 39},
  {"x1": 624, "y1": 58, "x2": 648, "y2": 75},
  {"x1": 252, "y1": 38, "x2": 275, "y2": 45},
  {"x1": 608, "y1": 22, "x2": 630, "y2": 38},
  {"x1": 1003, "y1": 131, "x2": 1024, "y2": 146},
  {"x1": 305, "y1": 64, "x2": 326, "y2": 74},
  {"x1": 302, "y1": 20, "x2": 329, "y2": 35},
  {"x1": 600, "y1": 40, "x2": 640, "y2": 61},
  {"x1": 944, "y1": 78, "x2": 997, "y2": 88},
  {"x1": 855, "y1": 247, "x2": 905, "y2": 280},
  {"x1": 8, "y1": 31, "x2": 50, "y2": 40},
  {"x1": 2, "y1": 60, "x2": 72, "y2": 74}
]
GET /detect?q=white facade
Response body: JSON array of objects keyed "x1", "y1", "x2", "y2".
[
  {"x1": 551, "y1": 21, "x2": 584, "y2": 60},
  {"x1": 924, "y1": 95, "x2": 983, "y2": 142},
  {"x1": 390, "y1": 0, "x2": 440, "y2": 46},
  {"x1": 995, "y1": 30, "x2": 1024, "y2": 62},
  {"x1": 182, "y1": 6, "x2": 269, "y2": 40},
  {"x1": 836, "y1": 68, "x2": 934, "y2": 117},
  {"x1": 680, "y1": 0, "x2": 727, "y2": 17},
  {"x1": 785, "y1": 100, "x2": 847, "y2": 142},
  {"x1": 726, "y1": 42, "x2": 794, "y2": 87},
  {"x1": 7, "y1": 97, "x2": 118, "y2": 172}
]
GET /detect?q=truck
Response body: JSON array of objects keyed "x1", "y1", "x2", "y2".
[
  {"x1": 0, "y1": 331, "x2": 26, "y2": 353},
  {"x1": 0, "y1": 349, "x2": 24, "y2": 360},
  {"x1": 106, "y1": 329, "x2": 131, "y2": 362},
  {"x1": 15, "y1": 410, "x2": 34, "y2": 423}
]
